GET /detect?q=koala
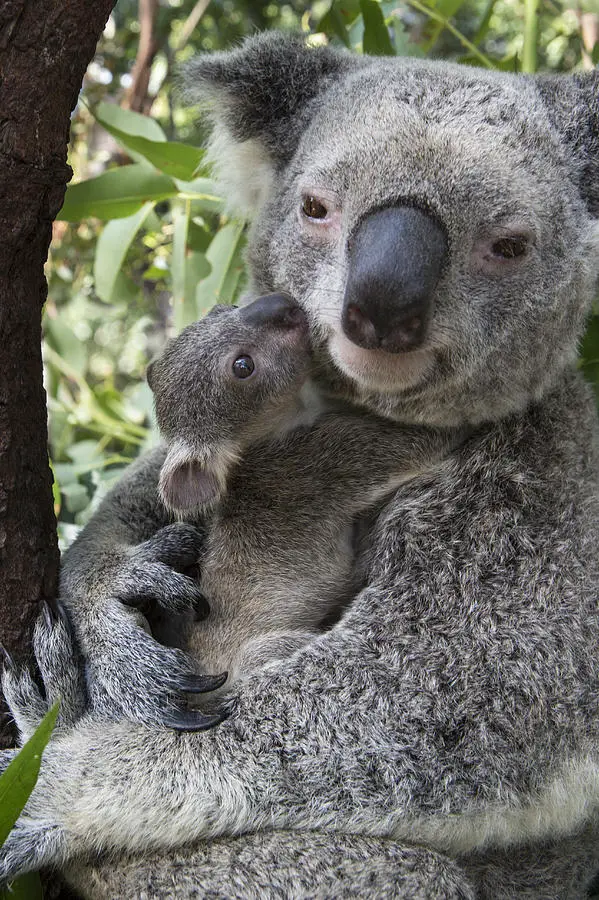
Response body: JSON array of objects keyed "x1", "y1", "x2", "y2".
[
  {"x1": 147, "y1": 292, "x2": 457, "y2": 694},
  {"x1": 1, "y1": 32, "x2": 599, "y2": 900}
]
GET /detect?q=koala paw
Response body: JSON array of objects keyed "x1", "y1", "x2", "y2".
[
  {"x1": 2, "y1": 600, "x2": 86, "y2": 743},
  {"x1": 84, "y1": 607, "x2": 228, "y2": 731},
  {"x1": 115, "y1": 522, "x2": 209, "y2": 618}
]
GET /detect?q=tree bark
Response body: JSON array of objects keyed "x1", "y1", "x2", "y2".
[{"x1": 0, "y1": 0, "x2": 117, "y2": 746}]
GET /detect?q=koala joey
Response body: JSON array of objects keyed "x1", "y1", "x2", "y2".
[
  {"x1": 147, "y1": 292, "x2": 458, "y2": 691},
  {"x1": 1, "y1": 32, "x2": 599, "y2": 900}
]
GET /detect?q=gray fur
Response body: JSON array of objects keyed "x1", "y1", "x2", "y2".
[
  {"x1": 2, "y1": 33, "x2": 599, "y2": 899},
  {"x1": 149, "y1": 299, "x2": 458, "y2": 688}
]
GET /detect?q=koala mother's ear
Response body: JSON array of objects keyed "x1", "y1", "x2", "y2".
[
  {"x1": 181, "y1": 32, "x2": 352, "y2": 218},
  {"x1": 536, "y1": 69, "x2": 599, "y2": 216}
]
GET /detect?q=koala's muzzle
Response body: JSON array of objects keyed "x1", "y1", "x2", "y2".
[
  {"x1": 342, "y1": 207, "x2": 447, "y2": 353},
  {"x1": 239, "y1": 293, "x2": 308, "y2": 332}
]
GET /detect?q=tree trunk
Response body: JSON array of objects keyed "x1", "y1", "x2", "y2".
[{"x1": 0, "y1": 0, "x2": 117, "y2": 747}]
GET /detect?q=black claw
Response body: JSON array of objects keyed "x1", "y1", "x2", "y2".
[
  {"x1": 162, "y1": 706, "x2": 229, "y2": 733},
  {"x1": 177, "y1": 671, "x2": 228, "y2": 694},
  {"x1": 0, "y1": 642, "x2": 16, "y2": 671}
]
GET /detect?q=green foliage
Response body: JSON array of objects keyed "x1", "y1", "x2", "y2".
[
  {"x1": 0, "y1": 703, "x2": 59, "y2": 900},
  {"x1": 46, "y1": 0, "x2": 598, "y2": 542}
]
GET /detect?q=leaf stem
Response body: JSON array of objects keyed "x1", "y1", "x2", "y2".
[
  {"x1": 522, "y1": 0, "x2": 538, "y2": 73},
  {"x1": 404, "y1": 0, "x2": 495, "y2": 69}
]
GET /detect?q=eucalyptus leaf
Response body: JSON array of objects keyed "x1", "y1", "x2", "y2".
[
  {"x1": 94, "y1": 109, "x2": 205, "y2": 180},
  {"x1": 317, "y1": 0, "x2": 361, "y2": 46},
  {"x1": 177, "y1": 177, "x2": 224, "y2": 215},
  {"x1": 196, "y1": 222, "x2": 245, "y2": 315},
  {"x1": 94, "y1": 101, "x2": 167, "y2": 142},
  {"x1": 94, "y1": 202, "x2": 155, "y2": 303},
  {"x1": 1, "y1": 871, "x2": 43, "y2": 900},
  {"x1": 360, "y1": 0, "x2": 394, "y2": 55},
  {"x1": 172, "y1": 203, "x2": 190, "y2": 331},
  {"x1": 44, "y1": 318, "x2": 87, "y2": 375},
  {"x1": 59, "y1": 166, "x2": 176, "y2": 221},
  {"x1": 0, "y1": 702, "x2": 59, "y2": 846}
]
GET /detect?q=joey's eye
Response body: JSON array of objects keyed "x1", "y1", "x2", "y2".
[
  {"x1": 491, "y1": 236, "x2": 528, "y2": 260},
  {"x1": 302, "y1": 196, "x2": 328, "y2": 220},
  {"x1": 232, "y1": 355, "x2": 255, "y2": 379}
]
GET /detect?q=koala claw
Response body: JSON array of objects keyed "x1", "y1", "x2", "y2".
[
  {"x1": 177, "y1": 671, "x2": 228, "y2": 693},
  {"x1": 160, "y1": 704, "x2": 229, "y2": 732},
  {"x1": 84, "y1": 625, "x2": 226, "y2": 727}
]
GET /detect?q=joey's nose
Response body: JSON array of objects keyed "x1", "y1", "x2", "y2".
[
  {"x1": 342, "y1": 206, "x2": 447, "y2": 353},
  {"x1": 239, "y1": 293, "x2": 307, "y2": 331}
]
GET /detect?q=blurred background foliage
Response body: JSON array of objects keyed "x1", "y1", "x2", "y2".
[{"x1": 46, "y1": 0, "x2": 599, "y2": 545}]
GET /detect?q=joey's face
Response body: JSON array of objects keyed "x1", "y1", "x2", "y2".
[
  {"x1": 245, "y1": 62, "x2": 599, "y2": 425},
  {"x1": 148, "y1": 294, "x2": 311, "y2": 453}
]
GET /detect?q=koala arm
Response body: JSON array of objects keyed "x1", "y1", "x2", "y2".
[
  {"x1": 270, "y1": 412, "x2": 462, "y2": 509},
  {"x1": 59, "y1": 446, "x2": 223, "y2": 728},
  {"x1": 2, "y1": 555, "x2": 595, "y2": 885}
]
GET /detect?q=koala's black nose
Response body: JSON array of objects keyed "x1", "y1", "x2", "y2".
[
  {"x1": 342, "y1": 206, "x2": 447, "y2": 353},
  {"x1": 239, "y1": 293, "x2": 307, "y2": 331}
]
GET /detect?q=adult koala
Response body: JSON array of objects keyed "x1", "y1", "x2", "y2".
[{"x1": 2, "y1": 32, "x2": 599, "y2": 900}]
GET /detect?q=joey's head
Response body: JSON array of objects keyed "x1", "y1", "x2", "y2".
[
  {"x1": 184, "y1": 33, "x2": 599, "y2": 426},
  {"x1": 147, "y1": 293, "x2": 310, "y2": 514}
]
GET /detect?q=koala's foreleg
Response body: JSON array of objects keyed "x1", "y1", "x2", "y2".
[
  {"x1": 0, "y1": 618, "x2": 408, "y2": 882},
  {"x1": 59, "y1": 447, "x2": 224, "y2": 727}
]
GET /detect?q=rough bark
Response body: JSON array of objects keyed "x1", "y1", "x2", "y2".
[{"x1": 0, "y1": 0, "x2": 117, "y2": 746}]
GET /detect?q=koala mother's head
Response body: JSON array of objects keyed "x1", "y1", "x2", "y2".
[{"x1": 185, "y1": 33, "x2": 599, "y2": 426}]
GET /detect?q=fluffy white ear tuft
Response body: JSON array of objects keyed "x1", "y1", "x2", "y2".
[
  {"x1": 180, "y1": 32, "x2": 352, "y2": 218},
  {"x1": 205, "y1": 124, "x2": 275, "y2": 220},
  {"x1": 158, "y1": 439, "x2": 241, "y2": 516}
]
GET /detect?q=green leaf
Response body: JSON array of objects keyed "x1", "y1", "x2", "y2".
[
  {"x1": 422, "y1": 0, "x2": 468, "y2": 52},
  {"x1": 196, "y1": 222, "x2": 245, "y2": 315},
  {"x1": 144, "y1": 259, "x2": 169, "y2": 280},
  {"x1": 58, "y1": 165, "x2": 177, "y2": 221},
  {"x1": 61, "y1": 481, "x2": 91, "y2": 514},
  {"x1": 171, "y1": 203, "x2": 190, "y2": 306},
  {"x1": 473, "y1": 0, "x2": 499, "y2": 45},
  {"x1": 188, "y1": 220, "x2": 212, "y2": 252},
  {"x1": 317, "y1": 0, "x2": 361, "y2": 46},
  {"x1": 44, "y1": 318, "x2": 88, "y2": 375},
  {"x1": 94, "y1": 102, "x2": 167, "y2": 142},
  {"x1": 177, "y1": 177, "x2": 225, "y2": 215},
  {"x1": 49, "y1": 460, "x2": 61, "y2": 515},
  {"x1": 361, "y1": 0, "x2": 394, "y2": 55},
  {"x1": 94, "y1": 106, "x2": 205, "y2": 181},
  {"x1": 94, "y1": 202, "x2": 155, "y2": 303},
  {"x1": 592, "y1": 42, "x2": 599, "y2": 67},
  {"x1": 1, "y1": 871, "x2": 43, "y2": 900},
  {"x1": 392, "y1": 18, "x2": 423, "y2": 57},
  {"x1": 0, "y1": 702, "x2": 59, "y2": 846}
]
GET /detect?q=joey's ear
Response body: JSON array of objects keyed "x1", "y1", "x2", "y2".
[
  {"x1": 158, "y1": 440, "x2": 241, "y2": 515},
  {"x1": 159, "y1": 458, "x2": 220, "y2": 515},
  {"x1": 536, "y1": 70, "x2": 599, "y2": 216},
  {"x1": 182, "y1": 32, "x2": 353, "y2": 216}
]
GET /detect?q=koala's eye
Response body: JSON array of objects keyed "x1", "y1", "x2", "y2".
[
  {"x1": 491, "y1": 236, "x2": 528, "y2": 260},
  {"x1": 302, "y1": 196, "x2": 328, "y2": 220},
  {"x1": 232, "y1": 355, "x2": 255, "y2": 379}
]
